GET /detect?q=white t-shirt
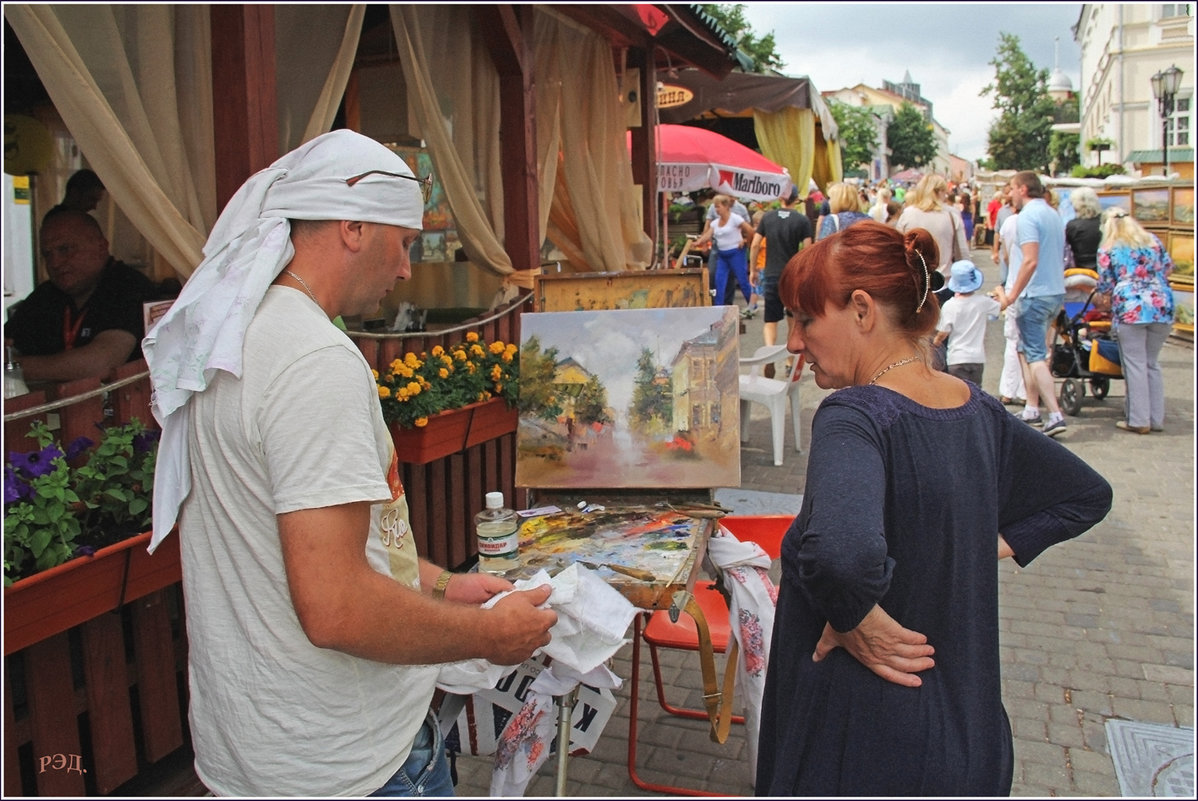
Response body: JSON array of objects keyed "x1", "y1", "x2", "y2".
[
  {"x1": 1000, "y1": 212, "x2": 1022, "y2": 294},
  {"x1": 712, "y1": 212, "x2": 748, "y2": 251},
  {"x1": 938, "y1": 292, "x2": 1001, "y2": 366},
  {"x1": 182, "y1": 287, "x2": 435, "y2": 796}
]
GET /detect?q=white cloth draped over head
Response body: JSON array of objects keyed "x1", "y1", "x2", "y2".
[{"x1": 142, "y1": 129, "x2": 425, "y2": 552}]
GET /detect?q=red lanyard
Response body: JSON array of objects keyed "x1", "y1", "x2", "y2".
[{"x1": 62, "y1": 306, "x2": 87, "y2": 350}]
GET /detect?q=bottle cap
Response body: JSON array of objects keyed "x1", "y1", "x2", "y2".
[{"x1": 485, "y1": 491, "x2": 504, "y2": 510}]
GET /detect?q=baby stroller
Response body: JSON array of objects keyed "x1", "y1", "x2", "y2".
[{"x1": 1049, "y1": 268, "x2": 1124, "y2": 416}]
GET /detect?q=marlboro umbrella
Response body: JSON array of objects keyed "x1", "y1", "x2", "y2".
[{"x1": 632, "y1": 124, "x2": 793, "y2": 203}]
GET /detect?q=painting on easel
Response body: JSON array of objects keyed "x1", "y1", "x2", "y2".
[{"x1": 516, "y1": 306, "x2": 741, "y2": 489}]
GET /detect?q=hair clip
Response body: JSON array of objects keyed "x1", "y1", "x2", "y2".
[{"x1": 914, "y1": 249, "x2": 931, "y2": 313}]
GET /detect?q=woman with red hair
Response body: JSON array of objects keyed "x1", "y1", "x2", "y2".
[{"x1": 755, "y1": 220, "x2": 1112, "y2": 796}]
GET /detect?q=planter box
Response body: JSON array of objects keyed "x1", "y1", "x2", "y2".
[
  {"x1": 4, "y1": 529, "x2": 181, "y2": 656},
  {"x1": 390, "y1": 398, "x2": 518, "y2": 464}
]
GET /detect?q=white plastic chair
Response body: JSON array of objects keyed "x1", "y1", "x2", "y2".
[{"x1": 738, "y1": 345, "x2": 804, "y2": 466}]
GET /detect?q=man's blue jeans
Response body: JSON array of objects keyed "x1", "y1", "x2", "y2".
[{"x1": 370, "y1": 712, "x2": 455, "y2": 797}]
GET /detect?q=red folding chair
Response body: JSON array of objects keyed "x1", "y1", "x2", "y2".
[{"x1": 626, "y1": 515, "x2": 789, "y2": 795}]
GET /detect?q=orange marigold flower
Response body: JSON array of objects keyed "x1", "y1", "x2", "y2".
[
  {"x1": 465, "y1": 331, "x2": 480, "y2": 343},
  {"x1": 414, "y1": 416, "x2": 429, "y2": 428},
  {"x1": 378, "y1": 386, "x2": 391, "y2": 398},
  {"x1": 489, "y1": 341, "x2": 505, "y2": 354}
]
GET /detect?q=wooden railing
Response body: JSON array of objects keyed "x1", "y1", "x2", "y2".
[
  {"x1": 4, "y1": 361, "x2": 184, "y2": 797},
  {"x1": 3, "y1": 294, "x2": 530, "y2": 794}
]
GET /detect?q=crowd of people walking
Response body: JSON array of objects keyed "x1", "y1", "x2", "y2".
[{"x1": 686, "y1": 167, "x2": 1177, "y2": 440}]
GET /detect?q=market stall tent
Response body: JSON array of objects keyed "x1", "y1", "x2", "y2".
[{"x1": 656, "y1": 69, "x2": 841, "y2": 198}]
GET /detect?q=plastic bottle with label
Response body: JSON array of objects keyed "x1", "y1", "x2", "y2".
[{"x1": 475, "y1": 491, "x2": 520, "y2": 575}]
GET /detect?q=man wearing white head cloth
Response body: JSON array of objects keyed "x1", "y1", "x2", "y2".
[{"x1": 142, "y1": 130, "x2": 556, "y2": 797}]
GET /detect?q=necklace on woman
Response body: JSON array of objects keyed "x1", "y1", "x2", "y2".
[
  {"x1": 868, "y1": 355, "x2": 921, "y2": 385},
  {"x1": 282, "y1": 269, "x2": 320, "y2": 307}
]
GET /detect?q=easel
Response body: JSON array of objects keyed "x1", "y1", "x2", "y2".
[{"x1": 514, "y1": 273, "x2": 734, "y2": 796}]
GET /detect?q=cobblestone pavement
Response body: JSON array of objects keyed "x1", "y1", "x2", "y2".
[{"x1": 451, "y1": 245, "x2": 1196, "y2": 798}]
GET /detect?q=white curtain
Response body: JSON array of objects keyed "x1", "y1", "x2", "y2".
[
  {"x1": 5, "y1": 4, "x2": 367, "y2": 281},
  {"x1": 390, "y1": 5, "x2": 525, "y2": 287},
  {"x1": 536, "y1": 10, "x2": 652, "y2": 272},
  {"x1": 276, "y1": 5, "x2": 365, "y2": 151},
  {"x1": 5, "y1": 3, "x2": 213, "y2": 280}
]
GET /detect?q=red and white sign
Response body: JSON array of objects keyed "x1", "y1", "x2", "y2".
[{"x1": 632, "y1": 124, "x2": 793, "y2": 203}]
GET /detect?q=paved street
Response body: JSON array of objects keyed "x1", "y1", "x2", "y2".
[{"x1": 452, "y1": 245, "x2": 1196, "y2": 797}]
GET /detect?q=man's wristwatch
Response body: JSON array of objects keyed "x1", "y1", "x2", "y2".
[{"x1": 432, "y1": 570, "x2": 453, "y2": 600}]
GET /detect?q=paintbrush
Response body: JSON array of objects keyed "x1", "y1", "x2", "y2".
[{"x1": 578, "y1": 561, "x2": 657, "y2": 581}]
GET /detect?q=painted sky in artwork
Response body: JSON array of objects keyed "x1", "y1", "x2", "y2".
[{"x1": 521, "y1": 306, "x2": 734, "y2": 413}]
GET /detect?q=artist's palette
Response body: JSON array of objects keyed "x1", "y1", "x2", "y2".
[{"x1": 504, "y1": 506, "x2": 711, "y2": 610}]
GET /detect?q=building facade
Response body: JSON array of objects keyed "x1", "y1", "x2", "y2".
[
  {"x1": 824, "y1": 76, "x2": 952, "y2": 182},
  {"x1": 1074, "y1": 3, "x2": 1195, "y2": 178}
]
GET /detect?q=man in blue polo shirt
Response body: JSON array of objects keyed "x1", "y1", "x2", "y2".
[{"x1": 998, "y1": 171, "x2": 1067, "y2": 437}]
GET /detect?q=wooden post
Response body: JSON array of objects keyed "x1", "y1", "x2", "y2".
[
  {"x1": 628, "y1": 47, "x2": 658, "y2": 255},
  {"x1": 477, "y1": 5, "x2": 540, "y2": 273},
  {"x1": 210, "y1": 5, "x2": 279, "y2": 211}
]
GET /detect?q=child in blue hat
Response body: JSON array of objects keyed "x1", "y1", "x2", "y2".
[{"x1": 933, "y1": 259, "x2": 1001, "y2": 386}]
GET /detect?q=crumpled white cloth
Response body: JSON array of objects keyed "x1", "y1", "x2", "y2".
[
  {"x1": 142, "y1": 130, "x2": 425, "y2": 552},
  {"x1": 435, "y1": 564, "x2": 637, "y2": 694},
  {"x1": 707, "y1": 523, "x2": 779, "y2": 784},
  {"x1": 433, "y1": 564, "x2": 636, "y2": 796}
]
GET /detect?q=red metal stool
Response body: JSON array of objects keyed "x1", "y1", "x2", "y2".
[{"x1": 626, "y1": 515, "x2": 789, "y2": 795}]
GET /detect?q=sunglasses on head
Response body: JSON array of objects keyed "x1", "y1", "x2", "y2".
[{"x1": 344, "y1": 170, "x2": 433, "y2": 205}]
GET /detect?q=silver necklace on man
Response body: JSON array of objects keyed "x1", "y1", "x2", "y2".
[
  {"x1": 868, "y1": 356, "x2": 920, "y2": 385},
  {"x1": 282, "y1": 269, "x2": 320, "y2": 307}
]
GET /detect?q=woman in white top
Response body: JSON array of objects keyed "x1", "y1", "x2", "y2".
[
  {"x1": 895, "y1": 174, "x2": 969, "y2": 287},
  {"x1": 694, "y1": 194, "x2": 756, "y2": 306}
]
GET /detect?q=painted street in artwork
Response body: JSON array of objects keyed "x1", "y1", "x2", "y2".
[{"x1": 516, "y1": 306, "x2": 742, "y2": 489}]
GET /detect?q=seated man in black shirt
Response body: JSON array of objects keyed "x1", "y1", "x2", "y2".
[{"x1": 5, "y1": 210, "x2": 157, "y2": 382}]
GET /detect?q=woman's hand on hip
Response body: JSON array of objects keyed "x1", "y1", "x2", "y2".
[{"x1": 813, "y1": 604, "x2": 935, "y2": 687}]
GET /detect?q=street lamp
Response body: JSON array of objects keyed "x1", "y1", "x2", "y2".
[{"x1": 1150, "y1": 64, "x2": 1183, "y2": 178}]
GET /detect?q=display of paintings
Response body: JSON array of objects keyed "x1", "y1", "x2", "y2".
[
  {"x1": 1097, "y1": 192, "x2": 1131, "y2": 215},
  {"x1": 536, "y1": 269, "x2": 710, "y2": 312},
  {"x1": 516, "y1": 306, "x2": 741, "y2": 489},
  {"x1": 1167, "y1": 231, "x2": 1193, "y2": 278},
  {"x1": 390, "y1": 146, "x2": 458, "y2": 263},
  {"x1": 1131, "y1": 188, "x2": 1171, "y2": 224},
  {"x1": 1172, "y1": 186, "x2": 1194, "y2": 227}
]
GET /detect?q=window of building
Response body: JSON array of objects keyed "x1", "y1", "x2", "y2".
[
  {"x1": 1169, "y1": 96, "x2": 1191, "y2": 147},
  {"x1": 1160, "y1": 4, "x2": 1191, "y2": 18}
]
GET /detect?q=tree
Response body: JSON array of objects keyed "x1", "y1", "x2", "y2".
[
  {"x1": 699, "y1": 4, "x2": 784, "y2": 73},
  {"x1": 629, "y1": 348, "x2": 672, "y2": 435},
  {"x1": 828, "y1": 100, "x2": 880, "y2": 178},
  {"x1": 1049, "y1": 131, "x2": 1081, "y2": 175},
  {"x1": 887, "y1": 102, "x2": 937, "y2": 170},
  {"x1": 981, "y1": 33, "x2": 1058, "y2": 171}
]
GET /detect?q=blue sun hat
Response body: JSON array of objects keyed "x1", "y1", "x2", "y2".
[{"x1": 948, "y1": 259, "x2": 983, "y2": 294}]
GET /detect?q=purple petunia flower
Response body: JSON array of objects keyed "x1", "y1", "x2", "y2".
[
  {"x1": 133, "y1": 429, "x2": 160, "y2": 454},
  {"x1": 73, "y1": 545, "x2": 96, "y2": 558},
  {"x1": 8, "y1": 444, "x2": 65, "y2": 479},
  {"x1": 5, "y1": 464, "x2": 31, "y2": 503},
  {"x1": 66, "y1": 436, "x2": 94, "y2": 461}
]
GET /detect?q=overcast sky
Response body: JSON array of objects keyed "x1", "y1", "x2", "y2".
[{"x1": 739, "y1": 2, "x2": 1084, "y2": 164}]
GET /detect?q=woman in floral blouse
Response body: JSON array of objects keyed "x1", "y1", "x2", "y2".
[{"x1": 1095, "y1": 208, "x2": 1175, "y2": 434}]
